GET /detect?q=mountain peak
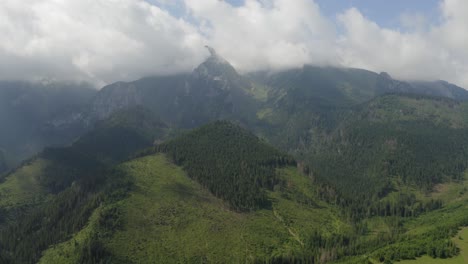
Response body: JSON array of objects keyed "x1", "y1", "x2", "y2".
[
  {"x1": 379, "y1": 72, "x2": 392, "y2": 79},
  {"x1": 205, "y1": 45, "x2": 217, "y2": 57},
  {"x1": 193, "y1": 46, "x2": 240, "y2": 82},
  {"x1": 203, "y1": 45, "x2": 229, "y2": 65}
]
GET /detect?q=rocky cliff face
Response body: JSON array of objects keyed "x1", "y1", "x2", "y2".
[
  {"x1": 84, "y1": 47, "x2": 257, "y2": 128},
  {"x1": 89, "y1": 82, "x2": 143, "y2": 121},
  {"x1": 192, "y1": 46, "x2": 250, "y2": 91}
]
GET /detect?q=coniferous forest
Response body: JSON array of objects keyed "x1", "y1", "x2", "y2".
[
  {"x1": 156, "y1": 121, "x2": 296, "y2": 211},
  {"x1": 3, "y1": 42, "x2": 468, "y2": 264}
]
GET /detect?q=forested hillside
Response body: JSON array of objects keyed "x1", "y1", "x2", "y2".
[
  {"x1": 0, "y1": 107, "x2": 168, "y2": 263},
  {"x1": 155, "y1": 121, "x2": 296, "y2": 210},
  {"x1": 29, "y1": 120, "x2": 468, "y2": 263},
  {"x1": 36, "y1": 122, "x2": 361, "y2": 263},
  {"x1": 3, "y1": 50, "x2": 468, "y2": 263},
  {"x1": 2, "y1": 116, "x2": 468, "y2": 263},
  {"x1": 0, "y1": 120, "x2": 349, "y2": 263},
  {"x1": 38, "y1": 153, "x2": 352, "y2": 264},
  {"x1": 255, "y1": 93, "x2": 468, "y2": 221},
  {"x1": 313, "y1": 95, "x2": 468, "y2": 191},
  {"x1": 0, "y1": 148, "x2": 105, "y2": 263}
]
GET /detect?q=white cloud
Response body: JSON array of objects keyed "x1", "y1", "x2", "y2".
[
  {"x1": 337, "y1": 1, "x2": 468, "y2": 87},
  {"x1": 399, "y1": 12, "x2": 428, "y2": 32},
  {"x1": 184, "y1": 0, "x2": 338, "y2": 72},
  {"x1": 337, "y1": 8, "x2": 446, "y2": 81},
  {"x1": 0, "y1": 0, "x2": 206, "y2": 86},
  {"x1": 0, "y1": 0, "x2": 468, "y2": 88}
]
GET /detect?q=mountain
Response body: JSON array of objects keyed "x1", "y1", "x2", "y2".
[
  {"x1": 3, "y1": 50, "x2": 468, "y2": 263},
  {"x1": 2, "y1": 51, "x2": 467, "y2": 169},
  {"x1": 88, "y1": 47, "x2": 258, "y2": 128},
  {"x1": 0, "y1": 107, "x2": 168, "y2": 263},
  {"x1": 0, "y1": 107, "x2": 164, "y2": 220},
  {"x1": 256, "y1": 70, "x2": 467, "y2": 169},
  {"x1": 0, "y1": 146, "x2": 105, "y2": 263},
  {"x1": 250, "y1": 66, "x2": 468, "y2": 109},
  {"x1": 250, "y1": 66, "x2": 384, "y2": 108},
  {"x1": 155, "y1": 121, "x2": 296, "y2": 210},
  {"x1": 0, "y1": 80, "x2": 97, "y2": 167},
  {"x1": 36, "y1": 121, "x2": 348, "y2": 264},
  {"x1": 0, "y1": 150, "x2": 6, "y2": 175},
  {"x1": 21, "y1": 120, "x2": 468, "y2": 263},
  {"x1": 1, "y1": 117, "x2": 468, "y2": 263},
  {"x1": 194, "y1": 46, "x2": 251, "y2": 91},
  {"x1": 408, "y1": 80, "x2": 468, "y2": 100},
  {"x1": 250, "y1": 80, "x2": 468, "y2": 238},
  {"x1": 73, "y1": 106, "x2": 168, "y2": 164},
  {"x1": 303, "y1": 94, "x2": 468, "y2": 201},
  {"x1": 246, "y1": 71, "x2": 468, "y2": 262},
  {"x1": 0, "y1": 120, "x2": 344, "y2": 263}
]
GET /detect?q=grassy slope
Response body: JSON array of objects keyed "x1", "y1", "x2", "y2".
[
  {"x1": 335, "y1": 171, "x2": 468, "y2": 263},
  {"x1": 39, "y1": 154, "x2": 349, "y2": 263},
  {"x1": 363, "y1": 95, "x2": 468, "y2": 127},
  {"x1": 0, "y1": 159, "x2": 49, "y2": 209},
  {"x1": 39, "y1": 206, "x2": 103, "y2": 264},
  {"x1": 336, "y1": 172, "x2": 468, "y2": 264},
  {"x1": 397, "y1": 227, "x2": 468, "y2": 264},
  {"x1": 399, "y1": 171, "x2": 468, "y2": 235}
]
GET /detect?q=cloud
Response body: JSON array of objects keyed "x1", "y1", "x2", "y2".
[
  {"x1": 180, "y1": 0, "x2": 468, "y2": 87},
  {"x1": 184, "y1": 0, "x2": 338, "y2": 72},
  {"x1": 0, "y1": 0, "x2": 468, "y2": 88},
  {"x1": 399, "y1": 12, "x2": 428, "y2": 32},
  {"x1": 337, "y1": 8, "x2": 446, "y2": 81},
  {"x1": 337, "y1": 1, "x2": 468, "y2": 87},
  {"x1": 0, "y1": 0, "x2": 206, "y2": 86}
]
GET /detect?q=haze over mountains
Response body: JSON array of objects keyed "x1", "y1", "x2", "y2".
[
  {"x1": 1, "y1": 47, "x2": 467, "y2": 172},
  {"x1": 0, "y1": 81, "x2": 95, "y2": 169},
  {"x1": 3, "y1": 47, "x2": 468, "y2": 263}
]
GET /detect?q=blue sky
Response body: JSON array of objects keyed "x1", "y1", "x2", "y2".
[
  {"x1": 315, "y1": 0, "x2": 441, "y2": 28},
  {"x1": 150, "y1": 0, "x2": 444, "y2": 30}
]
